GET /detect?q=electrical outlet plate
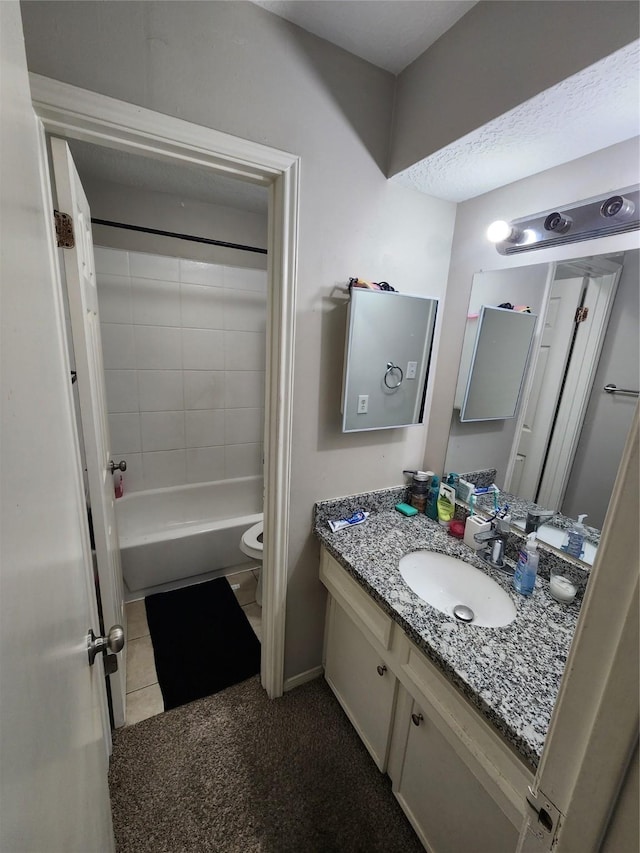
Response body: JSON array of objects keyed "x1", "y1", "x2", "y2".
[
  {"x1": 407, "y1": 361, "x2": 417, "y2": 379},
  {"x1": 357, "y1": 395, "x2": 368, "y2": 414}
]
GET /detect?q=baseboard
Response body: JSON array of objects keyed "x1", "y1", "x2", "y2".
[{"x1": 283, "y1": 665, "x2": 324, "y2": 692}]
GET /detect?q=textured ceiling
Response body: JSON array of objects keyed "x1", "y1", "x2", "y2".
[
  {"x1": 68, "y1": 139, "x2": 269, "y2": 215},
  {"x1": 392, "y1": 40, "x2": 640, "y2": 203},
  {"x1": 251, "y1": 0, "x2": 477, "y2": 74}
]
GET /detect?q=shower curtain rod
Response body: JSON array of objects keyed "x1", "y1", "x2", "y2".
[{"x1": 90, "y1": 218, "x2": 268, "y2": 255}]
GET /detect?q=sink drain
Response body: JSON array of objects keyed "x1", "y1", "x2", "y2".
[{"x1": 453, "y1": 604, "x2": 474, "y2": 623}]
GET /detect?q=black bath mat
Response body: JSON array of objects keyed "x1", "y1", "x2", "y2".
[{"x1": 145, "y1": 577, "x2": 261, "y2": 711}]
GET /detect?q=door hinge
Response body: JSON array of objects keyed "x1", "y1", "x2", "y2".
[
  {"x1": 575, "y1": 307, "x2": 589, "y2": 324},
  {"x1": 54, "y1": 210, "x2": 75, "y2": 248},
  {"x1": 521, "y1": 786, "x2": 562, "y2": 851}
]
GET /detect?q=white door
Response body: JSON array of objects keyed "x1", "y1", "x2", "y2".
[
  {"x1": 509, "y1": 277, "x2": 584, "y2": 500},
  {"x1": 517, "y1": 409, "x2": 638, "y2": 852},
  {"x1": 1, "y1": 3, "x2": 114, "y2": 849},
  {"x1": 51, "y1": 138, "x2": 127, "y2": 727}
]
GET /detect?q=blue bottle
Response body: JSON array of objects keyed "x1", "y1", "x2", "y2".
[
  {"x1": 563, "y1": 514, "x2": 587, "y2": 559},
  {"x1": 513, "y1": 533, "x2": 539, "y2": 596}
]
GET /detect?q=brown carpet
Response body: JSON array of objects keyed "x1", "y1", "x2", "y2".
[{"x1": 109, "y1": 676, "x2": 424, "y2": 853}]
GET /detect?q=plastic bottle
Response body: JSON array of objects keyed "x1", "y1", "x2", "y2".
[
  {"x1": 563, "y1": 514, "x2": 587, "y2": 559},
  {"x1": 425, "y1": 475, "x2": 440, "y2": 520},
  {"x1": 513, "y1": 532, "x2": 539, "y2": 597}
]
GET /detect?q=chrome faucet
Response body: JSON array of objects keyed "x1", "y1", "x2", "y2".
[{"x1": 474, "y1": 518, "x2": 511, "y2": 572}]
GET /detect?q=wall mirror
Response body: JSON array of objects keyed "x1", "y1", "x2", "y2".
[
  {"x1": 445, "y1": 248, "x2": 639, "y2": 565},
  {"x1": 342, "y1": 289, "x2": 438, "y2": 432}
]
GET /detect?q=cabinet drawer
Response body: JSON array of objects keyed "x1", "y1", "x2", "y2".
[{"x1": 320, "y1": 547, "x2": 393, "y2": 650}]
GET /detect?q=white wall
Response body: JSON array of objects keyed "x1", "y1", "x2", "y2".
[
  {"x1": 425, "y1": 137, "x2": 640, "y2": 484},
  {"x1": 83, "y1": 175, "x2": 268, "y2": 270},
  {"x1": 96, "y1": 247, "x2": 266, "y2": 493},
  {"x1": 21, "y1": 1, "x2": 456, "y2": 679},
  {"x1": 389, "y1": 0, "x2": 639, "y2": 176}
]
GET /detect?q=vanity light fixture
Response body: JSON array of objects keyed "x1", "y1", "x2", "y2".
[{"x1": 488, "y1": 185, "x2": 639, "y2": 255}]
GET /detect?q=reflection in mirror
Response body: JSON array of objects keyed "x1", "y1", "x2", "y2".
[
  {"x1": 458, "y1": 306, "x2": 537, "y2": 422},
  {"x1": 446, "y1": 249, "x2": 639, "y2": 565},
  {"x1": 342, "y1": 290, "x2": 438, "y2": 432}
]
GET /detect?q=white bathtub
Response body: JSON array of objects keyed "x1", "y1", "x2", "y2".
[{"x1": 116, "y1": 476, "x2": 263, "y2": 593}]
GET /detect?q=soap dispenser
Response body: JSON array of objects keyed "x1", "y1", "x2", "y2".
[
  {"x1": 563, "y1": 514, "x2": 587, "y2": 559},
  {"x1": 513, "y1": 532, "x2": 539, "y2": 596},
  {"x1": 425, "y1": 475, "x2": 440, "y2": 520}
]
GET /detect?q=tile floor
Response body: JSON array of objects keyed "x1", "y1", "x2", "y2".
[{"x1": 124, "y1": 569, "x2": 262, "y2": 726}]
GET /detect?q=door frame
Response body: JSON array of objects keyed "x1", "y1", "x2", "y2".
[{"x1": 30, "y1": 72, "x2": 300, "y2": 700}]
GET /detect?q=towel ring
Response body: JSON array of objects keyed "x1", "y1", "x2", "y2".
[{"x1": 384, "y1": 362, "x2": 403, "y2": 389}]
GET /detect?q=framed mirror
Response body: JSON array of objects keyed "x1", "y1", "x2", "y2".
[
  {"x1": 341, "y1": 289, "x2": 438, "y2": 432},
  {"x1": 446, "y1": 248, "x2": 639, "y2": 565}
]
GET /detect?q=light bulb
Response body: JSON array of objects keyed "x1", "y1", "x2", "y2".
[{"x1": 486, "y1": 220, "x2": 512, "y2": 243}]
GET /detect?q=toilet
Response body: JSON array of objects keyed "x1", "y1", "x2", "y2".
[{"x1": 240, "y1": 519, "x2": 263, "y2": 606}]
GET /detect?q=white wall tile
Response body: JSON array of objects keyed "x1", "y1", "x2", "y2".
[
  {"x1": 185, "y1": 409, "x2": 225, "y2": 448},
  {"x1": 181, "y1": 283, "x2": 225, "y2": 329},
  {"x1": 138, "y1": 370, "x2": 183, "y2": 412},
  {"x1": 104, "y1": 369, "x2": 138, "y2": 413},
  {"x1": 224, "y1": 442, "x2": 263, "y2": 479},
  {"x1": 109, "y1": 413, "x2": 142, "y2": 453},
  {"x1": 140, "y1": 411, "x2": 185, "y2": 452},
  {"x1": 223, "y1": 288, "x2": 267, "y2": 332},
  {"x1": 225, "y1": 371, "x2": 265, "y2": 409},
  {"x1": 186, "y1": 446, "x2": 225, "y2": 483},
  {"x1": 94, "y1": 246, "x2": 129, "y2": 277},
  {"x1": 183, "y1": 371, "x2": 225, "y2": 410},
  {"x1": 131, "y1": 277, "x2": 180, "y2": 326},
  {"x1": 134, "y1": 326, "x2": 182, "y2": 369},
  {"x1": 180, "y1": 259, "x2": 224, "y2": 287},
  {"x1": 224, "y1": 408, "x2": 263, "y2": 445},
  {"x1": 224, "y1": 265, "x2": 268, "y2": 293},
  {"x1": 129, "y1": 252, "x2": 179, "y2": 282},
  {"x1": 142, "y1": 450, "x2": 186, "y2": 489},
  {"x1": 101, "y1": 324, "x2": 136, "y2": 369},
  {"x1": 182, "y1": 328, "x2": 225, "y2": 370},
  {"x1": 96, "y1": 274, "x2": 132, "y2": 324},
  {"x1": 224, "y1": 331, "x2": 266, "y2": 371},
  {"x1": 119, "y1": 453, "x2": 144, "y2": 493}
]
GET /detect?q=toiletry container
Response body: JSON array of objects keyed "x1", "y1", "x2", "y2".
[
  {"x1": 563, "y1": 514, "x2": 587, "y2": 559},
  {"x1": 408, "y1": 471, "x2": 432, "y2": 513},
  {"x1": 513, "y1": 532, "x2": 539, "y2": 596},
  {"x1": 425, "y1": 475, "x2": 440, "y2": 520}
]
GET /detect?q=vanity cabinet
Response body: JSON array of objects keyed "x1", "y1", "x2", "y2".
[
  {"x1": 324, "y1": 596, "x2": 397, "y2": 771},
  {"x1": 320, "y1": 546, "x2": 531, "y2": 853},
  {"x1": 389, "y1": 687, "x2": 518, "y2": 852}
]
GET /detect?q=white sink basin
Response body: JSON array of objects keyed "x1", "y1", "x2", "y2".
[
  {"x1": 399, "y1": 550, "x2": 517, "y2": 628},
  {"x1": 512, "y1": 519, "x2": 596, "y2": 566}
]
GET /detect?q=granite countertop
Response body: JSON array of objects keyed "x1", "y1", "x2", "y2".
[{"x1": 315, "y1": 491, "x2": 582, "y2": 771}]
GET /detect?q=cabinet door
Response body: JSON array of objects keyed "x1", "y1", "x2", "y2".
[
  {"x1": 394, "y1": 694, "x2": 518, "y2": 853},
  {"x1": 324, "y1": 597, "x2": 397, "y2": 771}
]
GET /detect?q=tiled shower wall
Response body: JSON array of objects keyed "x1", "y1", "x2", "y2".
[{"x1": 95, "y1": 247, "x2": 266, "y2": 493}]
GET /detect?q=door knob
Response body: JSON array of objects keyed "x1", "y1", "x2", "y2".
[
  {"x1": 87, "y1": 625, "x2": 125, "y2": 665},
  {"x1": 376, "y1": 664, "x2": 387, "y2": 676},
  {"x1": 411, "y1": 712, "x2": 424, "y2": 727},
  {"x1": 108, "y1": 459, "x2": 127, "y2": 473}
]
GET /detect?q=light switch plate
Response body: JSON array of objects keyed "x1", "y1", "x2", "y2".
[{"x1": 357, "y1": 395, "x2": 368, "y2": 414}]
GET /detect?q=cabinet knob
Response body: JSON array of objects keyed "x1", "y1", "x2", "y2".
[
  {"x1": 411, "y1": 712, "x2": 424, "y2": 727},
  {"x1": 376, "y1": 664, "x2": 387, "y2": 677}
]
